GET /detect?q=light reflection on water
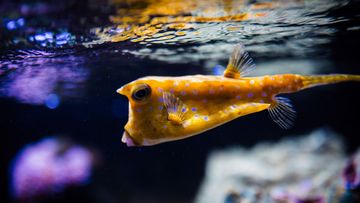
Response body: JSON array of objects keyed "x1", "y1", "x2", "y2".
[
  {"x1": 85, "y1": 0, "x2": 344, "y2": 64},
  {"x1": 0, "y1": 50, "x2": 88, "y2": 105}
]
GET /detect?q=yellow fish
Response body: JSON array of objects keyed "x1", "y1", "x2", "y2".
[{"x1": 117, "y1": 44, "x2": 360, "y2": 146}]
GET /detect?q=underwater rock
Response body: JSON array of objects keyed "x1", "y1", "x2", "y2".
[
  {"x1": 195, "y1": 128, "x2": 349, "y2": 203},
  {"x1": 9, "y1": 137, "x2": 95, "y2": 200}
]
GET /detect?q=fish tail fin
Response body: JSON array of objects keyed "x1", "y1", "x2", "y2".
[{"x1": 301, "y1": 74, "x2": 360, "y2": 90}]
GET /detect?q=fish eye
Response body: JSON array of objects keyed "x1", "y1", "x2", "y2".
[{"x1": 132, "y1": 84, "x2": 151, "y2": 101}]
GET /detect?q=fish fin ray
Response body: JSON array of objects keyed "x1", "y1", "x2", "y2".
[
  {"x1": 268, "y1": 97, "x2": 296, "y2": 129},
  {"x1": 163, "y1": 92, "x2": 187, "y2": 125},
  {"x1": 224, "y1": 43, "x2": 256, "y2": 79}
]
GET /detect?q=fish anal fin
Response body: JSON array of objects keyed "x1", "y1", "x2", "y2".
[
  {"x1": 268, "y1": 97, "x2": 297, "y2": 129},
  {"x1": 163, "y1": 92, "x2": 188, "y2": 126},
  {"x1": 224, "y1": 43, "x2": 256, "y2": 79}
]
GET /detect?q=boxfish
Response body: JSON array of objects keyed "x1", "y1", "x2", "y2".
[{"x1": 117, "y1": 44, "x2": 360, "y2": 146}]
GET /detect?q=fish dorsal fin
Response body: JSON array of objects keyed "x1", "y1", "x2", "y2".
[
  {"x1": 163, "y1": 92, "x2": 188, "y2": 125},
  {"x1": 224, "y1": 43, "x2": 256, "y2": 79},
  {"x1": 268, "y1": 97, "x2": 297, "y2": 129}
]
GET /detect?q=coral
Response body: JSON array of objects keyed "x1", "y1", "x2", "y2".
[
  {"x1": 195, "y1": 128, "x2": 348, "y2": 203},
  {"x1": 10, "y1": 137, "x2": 95, "y2": 200}
]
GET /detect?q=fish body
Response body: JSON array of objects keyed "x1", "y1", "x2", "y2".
[{"x1": 117, "y1": 44, "x2": 360, "y2": 146}]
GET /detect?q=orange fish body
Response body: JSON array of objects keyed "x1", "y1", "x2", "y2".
[{"x1": 117, "y1": 44, "x2": 360, "y2": 146}]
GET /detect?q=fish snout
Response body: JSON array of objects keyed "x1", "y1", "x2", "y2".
[
  {"x1": 121, "y1": 130, "x2": 138, "y2": 147},
  {"x1": 116, "y1": 86, "x2": 125, "y2": 95}
]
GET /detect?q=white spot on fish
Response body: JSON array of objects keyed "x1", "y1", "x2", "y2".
[
  {"x1": 191, "y1": 107, "x2": 197, "y2": 112},
  {"x1": 158, "y1": 97, "x2": 164, "y2": 102},
  {"x1": 203, "y1": 116, "x2": 209, "y2": 121},
  {"x1": 157, "y1": 87, "x2": 163, "y2": 93},
  {"x1": 278, "y1": 76, "x2": 283, "y2": 83},
  {"x1": 249, "y1": 80, "x2": 255, "y2": 85},
  {"x1": 261, "y1": 92, "x2": 267, "y2": 97},
  {"x1": 247, "y1": 93, "x2": 254, "y2": 98},
  {"x1": 183, "y1": 120, "x2": 191, "y2": 127},
  {"x1": 170, "y1": 89, "x2": 174, "y2": 93},
  {"x1": 194, "y1": 114, "x2": 199, "y2": 118},
  {"x1": 181, "y1": 107, "x2": 187, "y2": 113},
  {"x1": 259, "y1": 100, "x2": 264, "y2": 103},
  {"x1": 181, "y1": 91, "x2": 186, "y2": 96},
  {"x1": 185, "y1": 83, "x2": 190, "y2": 87},
  {"x1": 174, "y1": 81, "x2": 179, "y2": 86},
  {"x1": 231, "y1": 105, "x2": 237, "y2": 109}
]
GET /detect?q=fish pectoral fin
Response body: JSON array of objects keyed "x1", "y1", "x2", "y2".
[
  {"x1": 268, "y1": 97, "x2": 297, "y2": 129},
  {"x1": 223, "y1": 43, "x2": 256, "y2": 79},
  {"x1": 163, "y1": 91, "x2": 188, "y2": 126}
]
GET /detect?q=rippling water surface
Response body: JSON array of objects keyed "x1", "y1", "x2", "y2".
[{"x1": 1, "y1": 0, "x2": 360, "y2": 202}]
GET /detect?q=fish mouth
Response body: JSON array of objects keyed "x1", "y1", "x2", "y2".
[{"x1": 121, "y1": 130, "x2": 139, "y2": 147}]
